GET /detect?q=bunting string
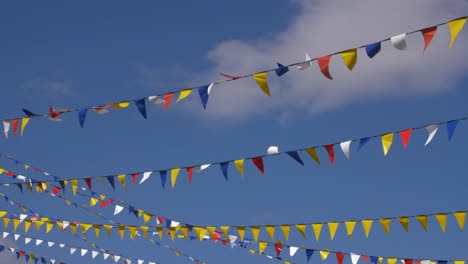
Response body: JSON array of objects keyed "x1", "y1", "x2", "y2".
[
  {"x1": 0, "y1": 17, "x2": 466, "y2": 136},
  {"x1": 0, "y1": 243, "x2": 64, "y2": 264}
]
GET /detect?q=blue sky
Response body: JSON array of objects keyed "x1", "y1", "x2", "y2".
[{"x1": 0, "y1": 0, "x2": 467, "y2": 263}]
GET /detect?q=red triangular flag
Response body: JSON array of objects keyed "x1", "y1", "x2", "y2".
[
  {"x1": 109, "y1": 198, "x2": 115, "y2": 204},
  {"x1": 131, "y1": 173, "x2": 139, "y2": 184},
  {"x1": 186, "y1": 167, "x2": 194, "y2": 184},
  {"x1": 99, "y1": 201, "x2": 110, "y2": 208},
  {"x1": 33, "y1": 168, "x2": 40, "y2": 173},
  {"x1": 11, "y1": 119, "x2": 19, "y2": 136},
  {"x1": 362, "y1": 256, "x2": 369, "y2": 263},
  {"x1": 251, "y1": 157, "x2": 265, "y2": 175},
  {"x1": 157, "y1": 217, "x2": 165, "y2": 224},
  {"x1": 84, "y1": 178, "x2": 92, "y2": 190},
  {"x1": 324, "y1": 144, "x2": 335, "y2": 165},
  {"x1": 421, "y1": 26, "x2": 437, "y2": 54},
  {"x1": 274, "y1": 242, "x2": 283, "y2": 257},
  {"x1": 400, "y1": 128, "x2": 413, "y2": 148},
  {"x1": 317, "y1": 55, "x2": 333, "y2": 80},
  {"x1": 404, "y1": 259, "x2": 413, "y2": 264},
  {"x1": 52, "y1": 186, "x2": 61, "y2": 195},
  {"x1": 221, "y1": 239, "x2": 228, "y2": 246},
  {"x1": 164, "y1": 93, "x2": 175, "y2": 111},
  {"x1": 336, "y1": 253, "x2": 345, "y2": 264},
  {"x1": 213, "y1": 231, "x2": 222, "y2": 242}
]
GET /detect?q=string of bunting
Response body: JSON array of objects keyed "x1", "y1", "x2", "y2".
[
  {"x1": 0, "y1": 116, "x2": 465, "y2": 189},
  {"x1": 1, "y1": 17, "x2": 466, "y2": 136},
  {"x1": 0, "y1": 243, "x2": 64, "y2": 264}
]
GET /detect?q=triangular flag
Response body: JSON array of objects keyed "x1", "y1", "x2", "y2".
[
  {"x1": 324, "y1": 144, "x2": 335, "y2": 165},
  {"x1": 275, "y1": 62, "x2": 289, "y2": 77},
  {"x1": 351, "y1": 253, "x2": 361, "y2": 264},
  {"x1": 448, "y1": 17, "x2": 467, "y2": 47},
  {"x1": 251, "y1": 157, "x2": 264, "y2": 175},
  {"x1": 186, "y1": 166, "x2": 194, "y2": 183},
  {"x1": 328, "y1": 222, "x2": 339, "y2": 240},
  {"x1": 117, "y1": 174, "x2": 126, "y2": 188},
  {"x1": 106, "y1": 176, "x2": 115, "y2": 190},
  {"x1": 253, "y1": 72, "x2": 271, "y2": 96},
  {"x1": 20, "y1": 118, "x2": 30, "y2": 136},
  {"x1": 176, "y1": 89, "x2": 192, "y2": 103},
  {"x1": 337, "y1": 253, "x2": 345, "y2": 264},
  {"x1": 341, "y1": 49, "x2": 358, "y2": 71},
  {"x1": 220, "y1": 226, "x2": 230, "y2": 239},
  {"x1": 357, "y1": 137, "x2": 370, "y2": 151},
  {"x1": 317, "y1": 55, "x2": 333, "y2": 80},
  {"x1": 114, "y1": 205, "x2": 124, "y2": 215},
  {"x1": 236, "y1": 226, "x2": 245, "y2": 241},
  {"x1": 163, "y1": 92, "x2": 175, "y2": 111},
  {"x1": 388, "y1": 258, "x2": 397, "y2": 264},
  {"x1": 78, "y1": 109, "x2": 88, "y2": 128},
  {"x1": 297, "y1": 53, "x2": 311, "y2": 70},
  {"x1": 296, "y1": 224, "x2": 307, "y2": 238},
  {"x1": 345, "y1": 221, "x2": 356, "y2": 237},
  {"x1": 11, "y1": 119, "x2": 18, "y2": 136},
  {"x1": 446, "y1": 120, "x2": 459, "y2": 141},
  {"x1": 361, "y1": 220, "x2": 373, "y2": 238},
  {"x1": 400, "y1": 129, "x2": 413, "y2": 148},
  {"x1": 340, "y1": 140, "x2": 352, "y2": 159},
  {"x1": 3, "y1": 120, "x2": 10, "y2": 138},
  {"x1": 306, "y1": 249, "x2": 314, "y2": 262},
  {"x1": 197, "y1": 85, "x2": 210, "y2": 109},
  {"x1": 139, "y1": 171, "x2": 151, "y2": 184},
  {"x1": 171, "y1": 168, "x2": 180, "y2": 188},
  {"x1": 220, "y1": 162, "x2": 229, "y2": 181},
  {"x1": 234, "y1": 159, "x2": 244, "y2": 176},
  {"x1": 159, "y1": 171, "x2": 167, "y2": 189},
  {"x1": 435, "y1": 213, "x2": 447, "y2": 232},
  {"x1": 398, "y1": 217, "x2": 409, "y2": 232},
  {"x1": 290, "y1": 246, "x2": 299, "y2": 257},
  {"x1": 320, "y1": 250, "x2": 330, "y2": 260},
  {"x1": 390, "y1": 33, "x2": 408, "y2": 50},
  {"x1": 365, "y1": 42, "x2": 381, "y2": 58},
  {"x1": 379, "y1": 218, "x2": 391, "y2": 234},
  {"x1": 421, "y1": 26, "x2": 437, "y2": 54},
  {"x1": 286, "y1": 151, "x2": 304, "y2": 165},
  {"x1": 71, "y1": 179, "x2": 78, "y2": 196},
  {"x1": 416, "y1": 215, "x2": 428, "y2": 231},
  {"x1": 134, "y1": 99, "x2": 147, "y2": 119},
  {"x1": 424, "y1": 125, "x2": 438, "y2": 146},
  {"x1": 265, "y1": 225, "x2": 275, "y2": 241},
  {"x1": 453, "y1": 211, "x2": 466, "y2": 230},
  {"x1": 280, "y1": 225, "x2": 290, "y2": 241},
  {"x1": 250, "y1": 226, "x2": 260, "y2": 242},
  {"x1": 312, "y1": 223, "x2": 322, "y2": 240},
  {"x1": 381, "y1": 133, "x2": 394, "y2": 156},
  {"x1": 305, "y1": 148, "x2": 320, "y2": 164},
  {"x1": 259, "y1": 242, "x2": 268, "y2": 254}
]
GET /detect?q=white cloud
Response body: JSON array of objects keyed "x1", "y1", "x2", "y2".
[
  {"x1": 23, "y1": 77, "x2": 73, "y2": 96},
  {"x1": 164, "y1": 0, "x2": 468, "y2": 120}
]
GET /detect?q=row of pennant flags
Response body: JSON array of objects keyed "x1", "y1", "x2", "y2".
[
  {"x1": 0, "y1": 116, "x2": 464, "y2": 190},
  {"x1": 0, "y1": 17, "x2": 466, "y2": 137},
  {"x1": 0, "y1": 243, "x2": 63, "y2": 264}
]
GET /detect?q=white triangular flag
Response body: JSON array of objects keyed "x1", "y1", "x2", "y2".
[
  {"x1": 3, "y1": 120, "x2": 10, "y2": 138},
  {"x1": 48, "y1": 242, "x2": 54, "y2": 247},
  {"x1": 207, "y1": 82, "x2": 215, "y2": 95},
  {"x1": 70, "y1": 247, "x2": 77, "y2": 255},
  {"x1": 59, "y1": 244, "x2": 65, "y2": 248},
  {"x1": 92, "y1": 251, "x2": 99, "y2": 259},
  {"x1": 14, "y1": 234, "x2": 19, "y2": 241},
  {"x1": 36, "y1": 239, "x2": 43, "y2": 246},
  {"x1": 25, "y1": 237, "x2": 32, "y2": 244},
  {"x1": 424, "y1": 125, "x2": 438, "y2": 146},
  {"x1": 290, "y1": 246, "x2": 299, "y2": 256},
  {"x1": 228, "y1": 235, "x2": 237, "y2": 247},
  {"x1": 340, "y1": 140, "x2": 352, "y2": 159},
  {"x1": 62, "y1": 221, "x2": 70, "y2": 230},
  {"x1": 103, "y1": 253, "x2": 110, "y2": 260},
  {"x1": 81, "y1": 249, "x2": 88, "y2": 256},
  {"x1": 390, "y1": 33, "x2": 408, "y2": 50},
  {"x1": 267, "y1": 146, "x2": 280, "y2": 155},
  {"x1": 148, "y1": 96, "x2": 164, "y2": 104},
  {"x1": 8, "y1": 247, "x2": 14, "y2": 252},
  {"x1": 297, "y1": 53, "x2": 312, "y2": 70},
  {"x1": 138, "y1": 260, "x2": 144, "y2": 264},
  {"x1": 170, "y1": 221, "x2": 180, "y2": 227},
  {"x1": 50, "y1": 260, "x2": 56, "y2": 264},
  {"x1": 3, "y1": 232, "x2": 9, "y2": 238},
  {"x1": 199, "y1": 164, "x2": 211, "y2": 171},
  {"x1": 19, "y1": 214, "x2": 27, "y2": 222},
  {"x1": 351, "y1": 253, "x2": 361, "y2": 264},
  {"x1": 420, "y1": 260, "x2": 430, "y2": 264},
  {"x1": 114, "y1": 205, "x2": 124, "y2": 215},
  {"x1": 140, "y1": 172, "x2": 152, "y2": 184},
  {"x1": 16, "y1": 175, "x2": 26, "y2": 181},
  {"x1": 114, "y1": 255, "x2": 121, "y2": 262}
]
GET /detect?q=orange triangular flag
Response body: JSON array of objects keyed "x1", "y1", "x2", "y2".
[
  {"x1": 421, "y1": 26, "x2": 437, "y2": 54},
  {"x1": 164, "y1": 92, "x2": 175, "y2": 111},
  {"x1": 317, "y1": 55, "x2": 333, "y2": 80}
]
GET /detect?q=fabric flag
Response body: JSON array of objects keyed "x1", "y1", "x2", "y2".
[
  {"x1": 280, "y1": 225, "x2": 290, "y2": 241},
  {"x1": 220, "y1": 162, "x2": 229, "y2": 181},
  {"x1": 296, "y1": 224, "x2": 307, "y2": 238},
  {"x1": 357, "y1": 137, "x2": 370, "y2": 151},
  {"x1": 454, "y1": 211, "x2": 466, "y2": 230},
  {"x1": 305, "y1": 148, "x2": 320, "y2": 164},
  {"x1": 324, "y1": 144, "x2": 335, "y2": 165},
  {"x1": 312, "y1": 223, "x2": 322, "y2": 240},
  {"x1": 297, "y1": 53, "x2": 311, "y2": 70},
  {"x1": 390, "y1": 33, "x2": 408, "y2": 50},
  {"x1": 398, "y1": 217, "x2": 409, "y2": 232},
  {"x1": 160, "y1": 171, "x2": 167, "y2": 189},
  {"x1": 11, "y1": 119, "x2": 18, "y2": 136},
  {"x1": 341, "y1": 49, "x2": 358, "y2": 71},
  {"x1": 448, "y1": 17, "x2": 467, "y2": 47},
  {"x1": 306, "y1": 249, "x2": 314, "y2": 262},
  {"x1": 320, "y1": 250, "x2": 330, "y2": 261},
  {"x1": 290, "y1": 246, "x2": 299, "y2": 257},
  {"x1": 265, "y1": 225, "x2": 276, "y2": 241},
  {"x1": 20, "y1": 118, "x2": 30, "y2": 136},
  {"x1": 328, "y1": 222, "x2": 339, "y2": 240},
  {"x1": 3, "y1": 121, "x2": 10, "y2": 138},
  {"x1": 421, "y1": 26, "x2": 437, "y2": 54},
  {"x1": 274, "y1": 241, "x2": 283, "y2": 257},
  {"x1": 379, "y1": 218, "x2": 391, "y2": 234},
  {"x1": 197, "y1": 85, "x2": 210, "y2": 109},
  {"x1": 351, "y1": 253, "x2": 361, "y2": 264},
  {"x1": 186, "y1": 167, "x2": 194, "y2": 183},
  {"x1": 267, "y1": 146, "x2": 279, "y2": 155},
  {"x1": 337, "y1": 253, "x2": 345, "y2": 264},
  {"x1": 253, "y1": 72, "x2": 271, "y2": 96},
  {"x1": 435, "y1": 213, "x2": 447, "y2": 232},
  {"x1": 446, "y1": 120, "x2": 459, "y2": 141},
  {"x1": 117, "y1": 174, "x2": 126, "y2": 188},
  {"x1": 317, "y1": 55, "x2": 333, "y2": 79},
  {"x1": 106, "y1": 176, "x2": 115, "y2": 190},
  {"x1": 361, "y1": 220, "x2": 373, "y2": 238},
  {"x1": 345, "y1": 221, "x2": 356, "y2": 237},
  {"x1": 234, "y1": 159, "x2": 244, "y2": 176},
  {"x1": 22, "y1": 109, "x2": 40, "y2": 117},
  {"x1": 286, "y1": 151, "x2": 304, "y2": 165},
  {"x1": 148, "y1": 96, "x2": 164, "y2": 104},
  {"x1": 424, "y1": 125, "x2": 438, "y2": 146},
  {"x1": 134, "y1": 99, "x2": 147, "y2": 119},
  {"x1": 235, "y1": 226, "x2": 245, "y2": 241},
  {"x1": 77, "y1": 109, "x2": 88, "y2": 128},
  {"x1": 340, "y1": 140, "x2": 352, "y2": 159},
  {"x1": 251, "y1": 157, "x2": 265, "y2": 175},
  {"x1": 400, "y1": 129, "x2": 413, "y2": 148},
  {"x1": 381, "y1": 133, "x2": 394, "y2": 156},
  {"x1": 275, "y1": 62, "x2": 289, "y2": 77},
  {"x1": 176, "y1": 89, "x2": 192, "y2": 103},
  {"x1": 139, "y1": 172, "x2": 152, "y2": 184},
  {"x1": 163, "y1": 92, "x2": 175, "y2": 111},
  {"x1": 250, "y1": 226, "x2": 260, "y2": 242},
  {"x1": 365, "y1": 42, "x2": 381, "y2": 58},
  {"x1": 171, "y1": 168, "x2": 180, "y2": 188},
  {"x1": 416, "y1": 215, "x2": 428, "y2": 231},
  {"x1": 259, "y1": 242, "x2": 268, "y2": 254}
]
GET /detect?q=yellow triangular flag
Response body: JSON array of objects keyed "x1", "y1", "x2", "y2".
[
  {"x1": 176, "y1": 89, "x2": 193, "y2": 103},
  {"x1": 171, "y1": 168, "x2": 180, "y2": 188},
  {"x1": 117, "y1": 174, "x2": 126, "y2": 188},
  {"x1": 387, "y1": 258, "x2": 397, "y2": 264},
  {"x1": 0, "y1": 211, "x2": 6, "y2": 218},
  {"x1": 194, "y1": 227, "x2": 207, "y2": 241},
  {"x1": 259, "y1": 241, "x2": 268, "y2": 254},
  {"x1": 236, "y1": 226, "x2": 246, "y2": 241},
  {"x1": 361, "y1": 220, "x2": 373, "y2": 238},
  {"x1": 24, "y1": 164, "x2": 30, "y2": 170},
  {"x1": 139, "y1": 225, "x2": 148, "y2": 239},
  {"x1": 416, "y1": 215, "x2": 428, "y2": 231},
  {"x1": 180, "y1": 226, "x2": 189, "y2": 239},
  {"x1": 295, "y1": 224, "x2": 307, "y2": 238},
  {"x1": 24, "y1": 220, "x2": 32, "y2": 233},
  {"x1": 454, "y1": 261, "x2": 465, "y2": 264},
  {"x1": 56, "y1": 222, "x2": 64, "y2": 230},
  {"x1": 251, "y1": 226, "x2": 260, "y2": 242},
  {"x1": 378, "y1": 257, "x2": 383, "y2": 264},
  {"x1": 81, "y1": 223, "x2": 92, "y2": 237},
  {"x1": 220, "y1": 226, "x2": 230, "y2": 240},
  {"x1": 312, "y1": 223, "x2": 323, "y2": 240},
  {"x1": 280, "y1": 225, "x2": 290, "y2": 241},
  {"x1": 344, "y1": 221, "x2": 356, "y2": 237},
  {"x1": 249, "y1": 249, "x2": 256, "y2": 255},
  {"x1": 328, "y1": 222, "x2": 339, "y2": 240},
  {"x1": 118, "y1": 225, "x2": 125, "y2": 239},
  {"x1": 435, "y1": 213, "x2": 447, "y2": 232},
  {"x1": 206, "y1": 226, "x2": 216, "y2": 238},
  {"x1": 70, "y1": 223, "x2": 77, "y2": 234},
  {"x1": 35, "y1": 220, "x2": 44, "y2": 231},
  {"x1": 99, "y1": 194, "x2": 106, "y2": 200},
  {"x1": 454, "y1": 211, "x2": 466, "y2": 230},
  {"x1": 156, "y1": 226, "x2": 163, "y2": 240},
  {"x1": 253, "y1": 72, "x2": 271, "y2": 96},
  {"x1": 398, "y1": 217, "x2": 409, "y2": 232},
  {"x1": 103, "y1": 224, "x2": 113, "y2": 236},
  {"x1": 305, "y1": 148, "x2": 321, "y2": 164},
  {"x1": 13, "y1": 219, "x2": 20, "y2": 232},
  {"x1": 90, "y1": 197, "x2": 99, "y2": 207},
  {"x1": 320, "y1": 250, "x2": 330, "y2": 260},
  {"x1": 93, "y1": 224, "x2": 101, "y2": 238},
  {"x1": 44, "y1": 221, "x2": 53, "y2": 233},
  {"x1": 3, "y1": 218, "x2": 10, "y2": 228},
  {"x1": 169, "y1": 227, "x2": 176, "y2": 241},
  {"x1": 127, "y1": 226, "x2": 137, "y2": 240},
  {"x1": 234, "y1": 159, "x2": 244, "y2": 176},
  {"x1": 71, "y1": 179, "x2": 78, "y2": 196},
  {"x1": 341, "y1": 49, "x2": 358, "y2": 71},
  {"x1": 21, "y1": 117, "x2": 30, "y2": 136},
  {"x1": 448, "y1": 17, "x2": 467, "y2": 47},
  {"x1": 379, "y1": 218, "x2": 391, "y2": 234},
  {"x1": 381, "y1": 133, "x2": 394, "y2": 156},
  {"x1": 143, "y1": 212, "x2": 152, "y2": 223},
  {"x1": 265, "y1": 225, "x2": 275, "y2": 241}
]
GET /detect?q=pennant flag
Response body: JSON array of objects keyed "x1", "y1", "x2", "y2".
[
  {"x1": 357, "y1": 137, "x2": 370, "y2": 151},
  {"x1": 11, "y1": 119, "x2": 18, "y2": 136},
  {"x1": 176, "y1": 89, "x2": 192, "y2": 103},
  {"x1": 340, "y1": 140, "x2": 352, "y2": 159},
  {"x1": 416, "y1": 215, "x2": 428, "y2": 231},
  {"x1": 324, "y1": 144, "x2": 335, "y2": 165},
  {"x1": 390, "y1": 33, "x2": 408, "y2": 50},
  {"x1": 305, "y1": 148, "x2": 320, "y2": 164},
  {"x1": 163, "y1": 93, "x2": 175, "y2": 111},
  {"x1": 84, "y1": 178, "x2": 92, "y2": 190},
  {"x1": 337, "y1": 253, "x2": 345, "y2": 264},
  {"x1": 251, "y1": 157, "x2": 264, "y2": 175},
  {"x1": 236, "y1": 226, "x2": 245, "y2": 241},
  {"x1": 290, "y1": 246, "x2": 299, "y2": 257},
  {"x1": 71, "y1": 179, "x2": 78, "y2": 196},
  {"x1": 250, "y1": 226, "x2": 260, "y2": 242},
  {"x1": 267, "y1": 146, "x2": 279, "y2": 155},
  {"x1": 448, "y1": 17, "x2": 467, "y2": 47},
  {"x1": 220, "y1": 226, "x2": 230, "y2": 240},
  {"x1": 388, "y1": 258, "x2": 398, "y2": 264},
  {"x1": 381, "y1": 133, "x2": 394, "y2": 156},
  {"x1": 328, "y1": 222, "x2": 339, "y2": 240},
  {"x1": 280, "y1": 225, "x2": 290, "y2": 241},
  {"x1": 341, "y1": 49, "x2": 358, "y2": 71},
  {"x1": 20, "y1": 118, "x2": 30, "y2": 136},
  {"x1": 446, "y1": 120, "x2": 459, "y2": 141},
  {"x1": 234, "y1": 159, "x2": 244, "y2": 176},
  {"x1": 220, "y1": 162, "x2": 229, "y2": 181},
  {"x1": 117, "y1": 174, "x2": 126, "y2": 188},
  {"x1": 345, "y1": 221, "x2": 356, "y2": 237},
  {"x1": 454, "y1": 211, "x2": 466, "y2": 230},
  {"x1": 306, "y1": 249, "x2": 314, "y2": 262},
  {"x1": 148, "y1": 96, "x2": 164, "y2": 104},
  {"x1": 275, "y1": 62, "x2": 289, "y2": 77},
  {"x1": 259, "y1": 242, "x2": 268, "y2": 254},
  {"x1": 365, "y1": 42, "x2": 381, "y2": 58},
  {"x1": 160, "y1": 171, "x2": 167, "y2": 189},
  {"x1": 317, "y1": 55, "x2": 333, "y2": 80},
  {"x1": 296, "y1": 224, "x2": 307, "y2": 238},
  {"x1": 361, "y1": 220, "x2": 373, "y2": 238},
  {"x1": 400, "y1": 129, "x2": 413, "y2": 148},
  {"x1": 424, "y1": 125, "x2": 438, "y2": 146},
  {"x1": 265, "y1": 225, "x2": 276, "y2": 241},
  {"x1": 78, "y1": 109, "x2": 88, "y2": 127},
  {"x1": 106, "y1": 176, "x2": 115, "y2": 190},
  {"x1": 22, "y1": 109, "x2": 40, "y2": 117},
  {"x1": 435, "y1": 213, "x2": 447, "y2": 232},
  {"x1": 286, "y1": 151, "x2": 304, "y2": 165},
  {"x1": 186, "y1": 167, "x2": 194, "y2": 183},
  {"x1": 274, "y1": 241, "x2": 283, "y2": 257},
  {"x1": 171, "y1": 168, "x2": 180, "y2": 188},
  {"x1": 253, "y1": 72, "x2": 271, "y2": 96},
  {"x1": 379, "y1": 218, "x2": 391, "y2": 234},
  {"x1": 320, "y1": 250, "x2": 330, "y2": 261},
  {"x1": 421, "y1": 26, "x2": 437, "y2": 53},
  {"x1": 134, "y1": 99, "x2": 147, "y2": 119},
  {"x1": 197, "y1": 85, "x2": 210, "y2": 109},
  {"x1": 312, "y1": 223, "x2": 322, "y2": 240},
  {"x1": 297, "y1": 53, "x2": 311, "y2": 70},
  {"x1": 351, "y1": 253, "x2": 361, "y2": 264},
  {"x1": 3, "y1": 121, "x2": 10, "y2": 138},
  {"x1": 398, "y1": 217, "x2": 409, "y2": 232}
]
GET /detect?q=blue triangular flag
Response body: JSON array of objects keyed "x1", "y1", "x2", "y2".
[
  {"x1": 365, "y1": 42, "x2": 381, "y2": 58},
  {"x1": 106, "y1": 176, "x2": 115, "y2": 190},
  {"x1": 25, "y1": 254, "x2": 30, "y2": 262},
  {"x1": 90, "y1": 191, "x2": 96, "y2": 196},
  {"x1": 370, "y1": 256, "x2": 378, "y2": 264},
  {"x1": 275, "y1": 62, "x2": 289, "y2": 77},
  {"x1": 438, "y1": 261, "x2": 448, "y2": 264},
  {"x1": 135, "y1": 98, "x2": 147, "y2": 119},
  {"x1": 197, "y1": 85, "x2": 210, "y2": 109},
  {"x1": 220, "y1": 162, "x2": 229, "y2": 181},
  {"x1": 40, "y1": 257, "x2": 46, "y2": 263},
  {"x1": 16, "y1": 252, "x2": 20, "y2": 260},
  {"x1": 0, "y1": 245, "x2": 5, "y2": 253},
  {"x1": 34, "y1": 257, "x2": 39, "y2": 264},
  {"x1": 78, "y1": 108, "x2": 88, "y2": 128},
  {"x1": 22, "y1": 108, "x2": 40, "y2": 117},
  {"x1": 160, "y1": 170, "x2": 167, "y2": 189},
  {"x1": 16, "y1": 183, "x2": 23, "y2": 193},
  {"x1": 357, "y1": 137, "x2": 370, "y2": 151},
  {"x1": 446, "y1": 120, "x2": 459, "y2": 141},
  {"x1": 286, "y1": 151, "x2": 304, "y2": 165},
  {"x1": 186, "y1": 224, "x2": 193, "y2": 231},
  {"x1": 306, "y1": 249, "x2": 314, "y2": 262},
  {"x1": 59, "y1": 180, "x2": 66, "y2": 191}
]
